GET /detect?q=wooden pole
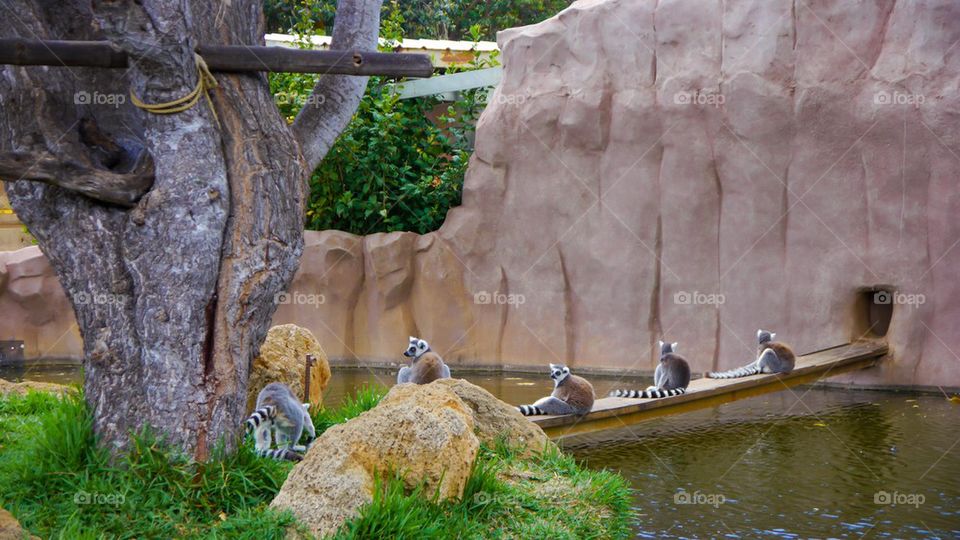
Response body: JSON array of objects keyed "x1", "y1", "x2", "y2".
[
  {"x1": 304, "y1": 354, "x2": 316, "y2": 404},
  {"x1": 0, "y1": 38, "x2": 434, "y2": 78}
]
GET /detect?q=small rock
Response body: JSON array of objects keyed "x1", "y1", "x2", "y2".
[
  {"x1": 270, "y1": 383, "x2": 479, "y2": 538},
  {"x1": 0, "y1": 378, "x2": 72, "y2": 397},
  {"x1": 247, "y1": 324, "x2": 330, "y2": 412},
  {"x1": 0, "y1": 507, "x2": 39, "y2": 540}
]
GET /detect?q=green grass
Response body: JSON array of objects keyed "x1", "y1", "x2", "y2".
[
  {"x1": 331, "y1": 441, "x2": 635, "y2": 539},
  {"x1": 0, "y1": 391, "x2": 300, "y2": 539},
  {"x1": 0, "y1": 388, "x2": 634, "y2": 539},
  {"x1": 310, "y1": 383, "x2": 387, "y2": 435}
]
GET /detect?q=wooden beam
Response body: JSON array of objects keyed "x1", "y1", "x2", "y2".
[
  {"x1": 0, "y1": 38, "x2": 434, "y2": 78},
  {"x1": 532, "y1": 340, "x2": 889, "y2": 440}
]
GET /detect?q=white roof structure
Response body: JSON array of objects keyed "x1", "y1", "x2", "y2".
[
  {"x1": 388, "y1": 67, "x2": 502, "y2": 100},
  {"x1": 264, "y1": 33, "x2": 499, "y2": 69}
]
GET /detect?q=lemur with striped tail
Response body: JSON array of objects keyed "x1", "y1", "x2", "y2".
[
  {"x1": 517, "y1": 364, "x2": 595, "y2": 416},
  {"x1": 244, "y1": 382, "x2": 316, "y2": 462},
  {"x1": 609, "y1": 340, "x2": 691, "y2": 398},
  {"x1": 397, "y1": 336, "x2": 451, "y2": 384},
  {"x1": 707, "y1": 329, "x2": 796, "y2": 379}
]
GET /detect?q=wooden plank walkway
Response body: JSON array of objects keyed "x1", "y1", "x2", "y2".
[{"x1": 532, "y1": 340, "x2": 889, "y2": 440}]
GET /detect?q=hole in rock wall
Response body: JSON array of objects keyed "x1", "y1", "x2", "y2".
[
  {"x1": 0, "y1": 340, "x2": 26, "y2": 365},
  {"x1": 853, "y1": 286, "x2": 895, "y2": 338}
]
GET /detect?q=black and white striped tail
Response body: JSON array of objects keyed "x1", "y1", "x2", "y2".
[
  {"x1": 244, "y1": 405, "x2": 276, "y2": 432},
  {"x1": 609, "y1": 387, "x2": 687, "y2": 399},
  {"x1": 517, "y1": 404, "x2": 543, "y2": 416},
  {"x1": 257, "y1": 447, "x2": 304, "y2": 462},
  {"x1": 707, "y1": 364, "x2": 761, "y2": 379}
]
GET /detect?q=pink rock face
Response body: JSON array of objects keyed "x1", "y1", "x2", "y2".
[
  {"x1": 2, "y1": 0, "x2": 958, "y2": 389},
  {"x1": 280, "y1": 0, "x2": 960, "y2": 387},
  {"x1": 0, "y1": 246, "x2": 80, "y2": 358}
]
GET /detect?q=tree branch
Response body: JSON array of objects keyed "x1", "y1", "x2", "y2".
[
  {"x1": 292, "y1": 0, "x2": 385, "y2": 171},
  {"x1": 0, "y1": 150, "x2": 153, "y2": 207}
]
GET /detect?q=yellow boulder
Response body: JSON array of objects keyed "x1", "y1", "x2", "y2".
[{"x1": 247, "y1": 324, "x2": 330, "y2": 412}]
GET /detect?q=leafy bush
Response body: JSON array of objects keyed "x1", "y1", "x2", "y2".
[
  {"x1": 305, "y1": 79, "x2": 472, "y2": 234},
  {"x1": 264, "y1": 0, "x2": 575, "y2": 40},
  {"x1": 268, "y1": 4, "x2": 500, "y2": 235}
]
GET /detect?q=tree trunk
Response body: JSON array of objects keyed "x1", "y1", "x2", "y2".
[{"x1": 0, "y1": 0, "x2": 381, "y2": 459}]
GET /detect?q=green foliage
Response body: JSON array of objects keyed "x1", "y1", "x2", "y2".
[
  {"x1": 264, "y1": 0, "x2": 574, "y2": 41},
  {"x1": 333, "y1": 441, "x2": 635, "y2": 539},
  {"x1": 310, "y1": 382, "x2": 386, "y2": 435},
  {"x1": 20, "y1": 225, "x2": 37, "y2": 245},
  {"x1": 0, "y1": 389, "x2": 61, "y2": 416},
  {"x1": 0, "y1": 392, "x2": 299, "y2": 538},
  {"x1": 267, "y1": 2, "x2": 507, "y2": 235},
  {"x1": 304, "y1": 80, "x2": 471, "y2": 234},
  {"x1": 330, "y1": 471, "x2": 446, "y2": 539}
]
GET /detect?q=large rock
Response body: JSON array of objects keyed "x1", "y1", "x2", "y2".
[
  {"x1": 435, "y1": 378, "x2": 551, "y2": 456},
  {"x1": 270, "y1": 383, "x2": 479, "y2": 537},
  {"x1": 4, "y1": 1, "x2": 960, "y2": 388},
  {"x1": 0, "y1": 508, "x2": 38, "y2": 540},
  {"x1": 246, "y1": 324, "x2": 330, "y2": 412}
]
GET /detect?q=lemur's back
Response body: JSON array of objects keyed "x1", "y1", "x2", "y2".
[
  {"x1": 256, "y1": 382, "x2": 304, "y2": 426},
  {"x1": 554, "y1": 374, "x2": 595, "y2": 412},
  {"x1": 765, "y1": 341, "x2": 796, "y2": 371},
  {"x1": 411, "y1": 352, "x2": 446, "y2": 384}
]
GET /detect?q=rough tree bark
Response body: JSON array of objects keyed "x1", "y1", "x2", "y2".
[{"x1": 0, "y1": 0, "x2": 382, "y2": 458}]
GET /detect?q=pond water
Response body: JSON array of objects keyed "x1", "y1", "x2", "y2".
[
  {"x1": 566, "y1": 388, "x2": 960, "y2": 539},
  {"x1": 3, "y1": 362, "x2": 958, "y2": 538},
  {"x1": 0, "y1": 361, "x2": 82, "y2": 386}
]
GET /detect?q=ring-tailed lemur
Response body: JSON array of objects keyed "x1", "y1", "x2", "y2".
[
  {"x1": 397, "y1": 336, "x2": 451, "y2": 384},
  {"x1": 609, "y1": 340, "x2": 691, "y2": 398},
  {"x1": 707, "y1": 329, "x2": 796, "y2": 379},
  {"x1": 244, "y1": 382, "x2": 316, "y2": 461},
  {"x1": 517, "y1": 363, "x2": 595, "y2": 416}
]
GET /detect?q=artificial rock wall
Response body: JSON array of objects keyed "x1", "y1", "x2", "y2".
[
  {"x1": 280, "y1": 0, "x2": 960, "y2": 387},
  {"x1": 2, "y1": 0, "x2": 959, "y2": 387}
]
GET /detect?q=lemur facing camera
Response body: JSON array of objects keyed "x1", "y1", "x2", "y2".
[
  {"x1": 517, "y1": 363, "x2": 595, "y2": 416},
  {"x1": 397, "y1": 336, "x2": 451, "y2": 384}
]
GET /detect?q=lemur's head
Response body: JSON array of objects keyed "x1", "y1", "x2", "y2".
[
  {"x1": 757, "y1": 329, "x2": 776, "y2": 345},
  {"x1": 549, "y1": 363, "x2": 571, "y2": 385},
  {"x1": 403, "y1": 336, "x2": 431, "y2": 359},
  {"x1": 659, "y1": 340, "x2": 679, "y2": 359}
]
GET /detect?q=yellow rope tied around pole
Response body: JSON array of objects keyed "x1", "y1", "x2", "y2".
[{"x1": 130, "y1": 53, "x2": 220, "y2": 127}]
